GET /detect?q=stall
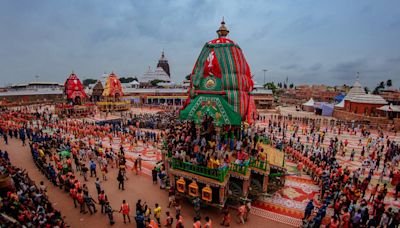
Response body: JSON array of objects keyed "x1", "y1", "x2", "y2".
[{"x1": 302, "y1": 98, "x2": 315, "y2": 112}]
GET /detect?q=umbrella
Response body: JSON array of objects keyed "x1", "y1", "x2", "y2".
[{"x1": 58, "y1": 150, "x2": 71, "y2": 157}]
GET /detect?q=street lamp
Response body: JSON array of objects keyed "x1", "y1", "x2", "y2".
[{"x1": 262, "y1": 69, "x2": 268, "y2": 86}]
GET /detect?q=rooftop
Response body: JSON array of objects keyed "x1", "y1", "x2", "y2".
[
  {"x1": 251, "y1": 88, "x2": 273, "y2": 95},
  {"x1": 378, "y1": 104, "x2": 400, "y2": 112},
  {"x1": 141, "y1": 66, "x2": 171, "y2": 83},
  {"x1": 0, "y1": 88, "x2": 63, "y2": 96},
  {"x1": 344, "y1": 77, "x2": 366, "y2": 101},
  {"x1": 123, "y1": 88, "x2": 187, "y2": 94},
  {"x1": 349, "y1": 94, "x2": 387, "y2": 104},
  {"x1": 9, "y1": 81, "x2": 63, "y2": 88}
]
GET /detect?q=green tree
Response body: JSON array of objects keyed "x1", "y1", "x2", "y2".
[
  {"x1": 185, "y1": 74, "x2": 191, "y2": 80},
  {"x1": 364, "y1": 86, "x2": 370, "y2": 94},
  {"x1": 264, "y1": 82, "x2": 277, "y2": 93},
  {"x1": 119, "y1": 77, "x2": 138, "y2": 83},
  {"x1": 289, "y1": 83, "x2": 294, "y2": 89},
  {"x1": 82, "y1": 79, "x2": 97, "y2": 86},
  {"x1": 386, "y1": 79, "x2": 393, "y2": 87},
  {"x1": 373, "y1": 81, "x2": 386, "y2": 94},
  {"x1": 150, "y1": 79, "x2": 166, "y2": 86}
]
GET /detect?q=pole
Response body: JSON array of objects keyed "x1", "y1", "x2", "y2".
[{"x1": 262, "y1": 69, "x2": 268, "y2": 86}]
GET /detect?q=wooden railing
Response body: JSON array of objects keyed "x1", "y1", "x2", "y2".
[
  {"x1": 249, "y1": 157, "x2": 268, "y2": 171},
  {"x1": 170, "y1": 158, "x2": 228, "y2": 182},
  {"x1": 229, "y1": 161, "x2": 249, "y2": 175}
]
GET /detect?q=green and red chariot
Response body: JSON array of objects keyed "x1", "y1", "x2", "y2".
[{"x1": 163, "y1": 20, "x2": 286, "y2": 208}]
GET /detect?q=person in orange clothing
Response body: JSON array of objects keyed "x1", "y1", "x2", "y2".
[
  {"x1": 119, "y1": 200, "x2": 131, "y2": 223},
  {"x1": 341, "y1": 208, "x2": 350, "y2": 228},
  {"x1": 220, "y1": 205, "x2": 231, "y2": 227},
  {"x1": 98, "y1": 190, "x2": 107, "y2": 214},
  {"x1": 176, "y1": 214, "x2": 184, "y2": 228},
  {"x1": 77, "y1": 189, "x2": 86, "y2": 214},
  {"x1": 328, "y1": 216, "x2": 340, "y2": 228},
  {"x1": 297, "y1": 162, "x2": 303, "y2": 176},
  {"x1": 193, "y1": 217, "x2": 201, "y2": 228},
  {"x1": 163, "y1": 211, "x2": 173, "y2": 228},
  {"x1": 69, "y1": 187, "x2": 78, "y2": 208},
  {"x1": 146, "y1": 218, "x2": 159, "y2": 228},
  {"x1": 205, "y1": 216, "x2": 212, "y2": 228},
  {"x1": 237, "y1": 202, "x2": 246, "y2": 224},
  {"x1": 133, "y1": 158, "x2": 139, "y2": 175}
]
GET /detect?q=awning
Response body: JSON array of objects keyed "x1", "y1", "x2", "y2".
[
  {"x1": 378, "y1": 104, "x2": 400, "y2": 112},
  {"x1": 303, "y1": 98, "x2": 315, "y2": 106},
  {"x1": 334, "y1": 93, "x2": 345, "y2": 102}
]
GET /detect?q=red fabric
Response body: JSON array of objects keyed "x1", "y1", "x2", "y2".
[
  {"x1": 203, "y1": 49, "x2": 222, "y2": 78},
  {"x1": 246, "y1": 96, "x2": 257, "y2": 124},
  {"x1": 64, "y1": 73, "x2": 87, "y2": 100},
  {"x1": 208, "y1": 37, "x2": 235, "y2": 44}
]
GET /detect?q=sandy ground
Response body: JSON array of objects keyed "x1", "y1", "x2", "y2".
[
  {"x1": 0, "y1": 138, "x2": 291, "y2": 228},
  {"x1": 275, "y1": 106, "x2": 335, "y2": 121}
]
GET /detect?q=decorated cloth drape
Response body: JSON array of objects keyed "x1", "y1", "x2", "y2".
[
  {"x1": 181, "y1": 37, "x2": 256, "y2": 125},
  {"x1": 180, "y1": 94, "x2": 242, "y2": 126},
  {"x1": 64, "y1": 73, "x2": 87, "y2": 100}
]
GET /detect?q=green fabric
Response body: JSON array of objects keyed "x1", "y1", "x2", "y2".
[
  {"x1": 187, "y1": 40, "x2": 254, "y2": 123},
  {"x1": 199, "y1": 75, "x2": 222, "y2": 91},
  {"x1": 215, "y1": 46, "x2": 241, "y2": 114},
  {"x1": 192, "y1": 47, "x2": 211, "y2": 88},
  {"x1": 58, "y1": 150, "x2": 71, "y2": 157},
  {"x1": 180, "y1": 94, "x2": 241, "y2": 126}
]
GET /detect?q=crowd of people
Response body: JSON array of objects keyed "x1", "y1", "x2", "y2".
[
  {"x1": 1, "y1": 104, "x2": 400, "y2": 227},
  {"x1": 129, "y1": 112, "x2": 174, "y2": 129},
  {"x1": 0, "y1": 106, "x2": 219, "y2": 227},
  {"x1": 164, "y1": 115, "x2": 268, "y2": 172},
  {"x1": 0, "y1": 149, "x2": 66, "y2": 227},
  {"x1": 261, "y1": 114, "x2": 400, "y2": 227}
]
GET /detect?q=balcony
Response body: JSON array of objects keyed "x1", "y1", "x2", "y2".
[
  {"x1": 249, "y1": 157, "x2": 268, "y2": 171},
  {"x1": 229, "y1": 161, "x2": 249, "y2": 175},
  {"x1": 170, "y1": 158, "x2": 229, "y2": 182}
]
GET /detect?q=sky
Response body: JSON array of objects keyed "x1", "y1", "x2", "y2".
[{"x1": 0, "y1": 0, "x2": 399, "y2": 88}]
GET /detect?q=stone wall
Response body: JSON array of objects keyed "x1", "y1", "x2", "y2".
[
  {"x1": 332, "y1": 109, "x2": 400, "y2": 130},
  {"x1": 0, "y1": 94, "x2": 64, "y2": 106}
]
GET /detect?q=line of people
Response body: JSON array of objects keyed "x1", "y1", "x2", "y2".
[{"x1": 0, "y1": 150, "x2": 66, "y2": 227}]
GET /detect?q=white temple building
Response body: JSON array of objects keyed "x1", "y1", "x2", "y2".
[
  {"x1": 140, "y1": 66, "x2": 171, "y2": 83},
  {"x1": 336, "y1": 77, "x2": 366, "y2": 108},
  {"x1": 140, "y1": 51, "x2": 171, "y2": 83}
]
